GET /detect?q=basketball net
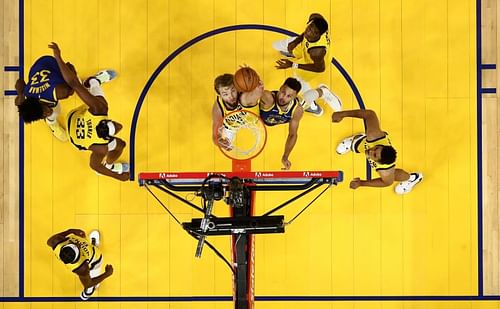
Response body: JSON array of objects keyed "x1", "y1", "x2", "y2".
[{"x1": 216, "y1": 110, "x2": 267, "y2": 172}]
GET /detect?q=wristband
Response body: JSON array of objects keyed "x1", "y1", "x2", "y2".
[{"x1": 292, "y1": 62, "x2": 299, "y2": 69}]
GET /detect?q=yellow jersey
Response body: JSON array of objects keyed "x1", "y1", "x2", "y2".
[
  {"x1": 355, "y1": 134, "x2": 396, "y2": 171},
  {"x1": 216, "y1": 95, "x2": 260, "y2": 117},
  {"x1": 292, "y1": 31, "x2": 330, "y2": 64},
  {"x1": 67, "y1": 105, "x2": 110, "y2": 150},
  {"x1": 53, "y1": 233, "x2": 102, "y2": 272},
  {"x1": 216, "y1": 95, "x2": 241, "y2": 115}
]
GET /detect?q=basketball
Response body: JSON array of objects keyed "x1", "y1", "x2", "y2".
[{"x1": 233, "y1": 67, "x2": 260, "y2": 92}]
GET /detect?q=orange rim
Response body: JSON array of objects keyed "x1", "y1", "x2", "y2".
[{"x1": 215, "y1": 109, "x2": 267, "y2": 162}]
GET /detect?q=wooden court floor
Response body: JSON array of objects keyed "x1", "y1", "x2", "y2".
[{"x1": 1, "y1": 0, "x2": 500, "y2": 308}]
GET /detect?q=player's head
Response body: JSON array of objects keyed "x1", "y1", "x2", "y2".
[
  {"x1": 366, "y1": 145, "x2": 397, "y2": 165},
  {"x1": 305, "y1": 16, "x2": 328, "y2": 41},
  {"x1": 17, "y1": 98, "x2": 53, "y2": 123},
  {"x1": 59, "y1": 243, "x2": 79, "y2": 264},
  {"x1": 96, "y1": 120, "x2": 121, "y2": 140},
  {"x1": 278, "y1": 78, "x2": 301, "y2": 106},
  {"x1": 214, "y1": 74, "x2": 238, "y2": 106}
]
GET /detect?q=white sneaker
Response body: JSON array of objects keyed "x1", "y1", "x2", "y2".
[
  {"x1": 395, "y1": 172, "x2": 423, "y2": 194},
  {"x1": 109, "y1": 162, "x2": 130, "y2": 174},
  {"x1": 304, "y1": 101, "x2": 324, "y2": 117},
  {"x1": 80, "y1": 286, "x2": 96, "y2": 300},
  {"x1": 336, "y1": 134, "x2": 365, "y2": 154},
  {"x1": 94, "y1": 69, "x2": 117, "y2": 84},
  {"x1": 89, "y1": 230, "x2": 100, "y2": 247},
  {"x1": 272, "y1": 37, "x2": 296, "y2": 56},
  {"x1": 318, "y1": 84, "x2": 342, "y2": 112}
]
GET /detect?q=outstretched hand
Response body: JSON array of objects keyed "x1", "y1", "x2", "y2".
[
  {"x1": 105, "y1": 264, "x2": 114, "y2": 275},
  {"x1": 275, "y1": 59, "x2": 293, "y2": 69},
  {"x1": 48, "y1": 42, "x2": 61, "y2": 57},
  {"x1": 281, "y1": 157, "x2": 292, "y2": 170},
  {"x1": 349, "y1": 177, "x2": 362, "y2": 189},
  {"x1": 15, "y1": 78, "x2": 26, "y2": 93},
  {"x1": 331, "y1": 112, "x2": 344, "y2": 123},
  {"x1": 217, "y1": 137, "x2": 233, "y2": 151}
]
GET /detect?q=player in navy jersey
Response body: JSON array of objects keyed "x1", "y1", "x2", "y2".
[
  {"x1": 259, "y1": 78, "x2": 303, "y2": 170},
  {"x1": 260, "y1": 78, "x2": 340, "y2": 169},
  {"x1": 15, "y1": 55, "x2": 76, "y2": 141}
]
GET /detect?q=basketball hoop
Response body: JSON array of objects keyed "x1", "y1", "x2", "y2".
[{"x1": 216, "y1": 110, "x2": 267, "y2": 162}]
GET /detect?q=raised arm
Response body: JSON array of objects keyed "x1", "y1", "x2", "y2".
[
  {"x1": 211, "y1": 101, "x2": 223, "y2": 144},
  {"x1": 349, "y1": 168, "x2": 396, "y2": 189},
  {"x1": 211, "y1": 102, "x2": 233, "y2": 151},
  {"x1": 259, "y1": 90, "x2": 274, "y2": 110},
  {"x1": 48, "y1": 42, "x2": 107, "y2": 115},
  {"x1": 332, "y1": 109, "x2": 385, "y2": 140},
  {"x1": 14, "y1": 78, "x2": 26, "y2": 106},
  {"x1": 281, "y1": 106, "x2": 304, "y2": 170},
  {"x1": 88, "y1": 145, "x2": 129, "y2": 181}
]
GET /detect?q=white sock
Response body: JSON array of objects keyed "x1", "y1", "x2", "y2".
[
  {"x1": 46, "y1": 104, "x2": 61, "y2": 122},
  {"x1": 46, "y1": 115, "x2": 56, "y2": 123},
  {"x1": 272, "y1": 36, "x2": 297, "y2": 52},
  {"x1": 88, "y1": 78, "x2": 105, "y2": 97}
]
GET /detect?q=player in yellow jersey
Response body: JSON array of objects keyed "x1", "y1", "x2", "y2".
[
  {"x1": 48, "y1": 42, "x2": 129, "y2": 181},
  {"x1": 212, "y1": 74, "x2": 241, "y2": 150},
  {"x1": 47, "y1": 228, "x2": 113, "y2": 300},
  {"x1": 332, "y1": 109, "x2": 423, "y2": 194},
  {"x1": 273, "y1": 13, "x2": 341, "y2": 117},
  {"x1": 212, "y1": 73, "x2": 262, "y2": 151}
]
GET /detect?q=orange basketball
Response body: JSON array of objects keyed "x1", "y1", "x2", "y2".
[{"x1": 234, "y1": 67, "x2": 260, "y2": 92}]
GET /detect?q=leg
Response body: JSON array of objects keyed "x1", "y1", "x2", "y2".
[
  {"x1": 87, "y1": 78, "x2": 108, "y2": 106},
  {"x1": 394, "y1": 168, "x2": 410, "y2": 181},
  {"x1": 103, "y1": 138, "x2": 129, "y2": 174},
  {"x1": 45, "y1": 104, "x2": 68, "y2": 142},
  {"x1": 105, "y1": 138, "x2": 126, "y2": 164},
  {"x1": 272, "y1": 36, "x2": 297, "y2": 56},
  {"x1": 80, "y1": 230, "x2": 103, "y2": 301},
  {"x1": 85, "y1": 69, "x2": 117, "y2": 105},
  {"x1": 300, "y1": 84, "x2": 324, "y2": 116}
]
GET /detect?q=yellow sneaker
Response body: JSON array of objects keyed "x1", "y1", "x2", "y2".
[{"x1": 45, "y1": 119, "x2": 68, "y2": 142}]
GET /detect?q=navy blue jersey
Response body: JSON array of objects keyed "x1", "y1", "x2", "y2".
[
  {"x1": 24, "y1": 56, "x2": 66, "y2": 107},
  {"x1": 260, "y1": 91, "x2": 299, "y2": 126}
]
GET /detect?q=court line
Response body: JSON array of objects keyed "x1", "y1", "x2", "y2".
[
  {"x1": 128, "y1": 24, "x2": 368, "y2": 180},
  {"x1": 15, "y1": 12, "x2": 486, "y2": 303},
  {"x1": 481, "y1": 88, "x2": 496, "y2": 93},
  {"x1": 19, "y1": 0, "x2": 25, "y2": 298},
  {"x1": 4, "y1": 295, "x2": 500, "y2": 302},
  {"x1": 4, "y1": 66, "x2": 20, "y2": 71},
  {"x1": 476, "y1": 0, "x2": 484, "y2": 296},
  {"x1": 481, "y1": 64, "x2": 496, "y2": 69}
]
